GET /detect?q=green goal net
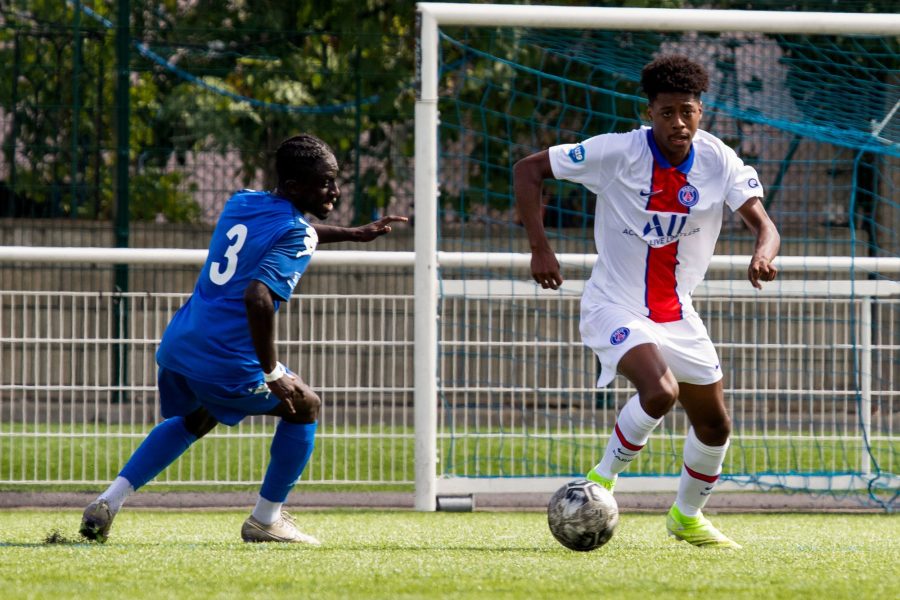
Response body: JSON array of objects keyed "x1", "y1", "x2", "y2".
[{"x1": 428, "y1": 8, "x2": 899, "y2": 510}]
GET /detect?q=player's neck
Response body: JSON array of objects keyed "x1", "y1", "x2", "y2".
[
  {"x1": 272, "y1": 187, "x2": 298, "y2": 207},
  {"x1": 656, "y1": 145, "x2": 691, "y2": 168},
  {"x1": 666, "y1": 149, "x2": 691, "y2": 167}
]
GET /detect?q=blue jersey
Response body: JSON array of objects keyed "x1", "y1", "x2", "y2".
[{"x1": 157, "y1": 190, "x2": 318, "y2": 385}]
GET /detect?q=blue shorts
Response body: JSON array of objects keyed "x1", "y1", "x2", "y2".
[{"x1": 158, "y1": 367, "x2": 281, "y2": 426}]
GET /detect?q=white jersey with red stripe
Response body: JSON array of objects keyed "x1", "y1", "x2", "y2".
[{"x1": 549, "y1": 127, "x2": 763, "y2": 322}]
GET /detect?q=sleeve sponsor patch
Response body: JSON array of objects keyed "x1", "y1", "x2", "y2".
[{"x1": 568, "y1": 144, "x2": 586, "y2": 163}]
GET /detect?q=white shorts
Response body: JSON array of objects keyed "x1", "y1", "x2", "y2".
[{"x1": 580, "y1": 299, "x2": 723, "y2": 388}]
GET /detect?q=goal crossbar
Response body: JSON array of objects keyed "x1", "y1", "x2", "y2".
[{"x1": 418, "y1": 3, "x2": 900, "y2": 35}]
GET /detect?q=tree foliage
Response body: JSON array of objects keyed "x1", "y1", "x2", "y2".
[
  {"x1": 137, "y1": 0, "x2": 418, "y2": 222},
  {"x1": 0, "y1": 0, "x2": 202, "y2": 221},
  {"x1": 0, "y1": 0, "x2": 417, "y2": 223}
]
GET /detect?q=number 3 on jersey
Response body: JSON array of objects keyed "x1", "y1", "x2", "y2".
[{"x1": 210, "y1": 224, "x2": 248, "y2": 285}]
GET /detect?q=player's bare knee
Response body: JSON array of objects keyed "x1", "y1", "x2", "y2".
[
  {"x1": 307, "y1": 392, "x2": 322, "y2": 415},
  {"x1": 710, "y1": 413, "x2": 732, "y2": 439},
  {"x1": 287, "y1": 393, "x2": 321, "y2": 424},
  {"x1": 696, "y1": 415, "x2": 732, "y2": 446},
  {"x1": 306, "y1": 394, "x2": 322, "y2": 422},
  {"x1": 640, "y1": 374, "x2": 679, "y2": 417}
]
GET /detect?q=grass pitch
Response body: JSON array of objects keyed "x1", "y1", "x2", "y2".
[
  {"x1": 3, "y1": 423, "x2": 893, "y2": 488},
  {"x1": 0, "y1": 510, "x2": 896, "y2": 599}
]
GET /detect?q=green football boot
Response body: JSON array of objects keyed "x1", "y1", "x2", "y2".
[
  {"x1": 585, "y1": 470, "x2": 616, "y2": 494},
  {"x1": 666, "y1": 504, "x2": 741, "y2": 549}
]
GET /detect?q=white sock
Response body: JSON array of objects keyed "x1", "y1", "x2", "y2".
[
  {"x1": 675, "y1": 427, "x2": 729, "y2": 517},
  {"x1": 98, "y1": 476, "x2": 134, "y2": 515},
  {"x1": 252, "y1": 496, "x2": 283, "y2": 525},
  {"x1": 592, "y1": 394, "x2": 663, "y2": 480}
]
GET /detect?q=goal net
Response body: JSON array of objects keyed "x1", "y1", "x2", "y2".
[{"x1": 415, "y1": 4, "x2": 900, "y2": 510}]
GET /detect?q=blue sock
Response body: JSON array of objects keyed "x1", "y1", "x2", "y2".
[
  {"x1": 119, "y1": 416, "x2": 198, "y2": 490},
  {"x1": 260, "y1": 421, "x2": 317, "y2": 503}
]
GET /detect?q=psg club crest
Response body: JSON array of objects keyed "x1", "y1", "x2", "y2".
[
  {"x1": 568, "y1": 144, "x2": 585, "y2": 163},
  {"x1": 609, "y1": 327, "x2": 630, "y2": 346},
  {"x1": 677, "y1": 184, "x2": 700, "y2": 207}
]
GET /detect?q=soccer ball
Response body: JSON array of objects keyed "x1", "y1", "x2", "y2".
[{"x1": 547, "y1": 479, "x2": 619, "y2": 551}]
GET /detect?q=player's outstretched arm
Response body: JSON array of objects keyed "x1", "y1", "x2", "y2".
[
  {"x1": 314, "y1": 216, "x2": 408, "y2": 244},
  {"x1": 514, "y1": 150, "x2": 562, "y2": 290},
  {"x1": 737, "y1": 198, "x2": 781, "y2": 289}
]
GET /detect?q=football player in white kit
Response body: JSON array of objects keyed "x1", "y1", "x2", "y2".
[{"x1": 514, "y1": 55, "x2": 780, "y2": 549}]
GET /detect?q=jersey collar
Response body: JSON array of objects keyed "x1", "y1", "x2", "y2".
[{"x1": 646, "y1": 128, "x2": 695, "y2": 174}]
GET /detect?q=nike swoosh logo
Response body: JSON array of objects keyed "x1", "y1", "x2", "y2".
[{"x1": 639, "y1": 189, "x2": 663, "y2": 197}]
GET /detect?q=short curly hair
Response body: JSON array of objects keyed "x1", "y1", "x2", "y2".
[
  {"x1": 276, "y1": 134, "x2": 335, "y2": 184},
  {"x1": 640, "y1": 55, "x2": 709, "y2": 102}
]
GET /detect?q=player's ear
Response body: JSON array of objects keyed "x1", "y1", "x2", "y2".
[{"x1": 281, "y1": 179, "x2": 303, "y2": 197}]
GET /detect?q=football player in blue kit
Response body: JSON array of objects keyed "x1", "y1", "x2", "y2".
[{"x1": 80, "y1": 134, "x2": 407, "y2": 544}]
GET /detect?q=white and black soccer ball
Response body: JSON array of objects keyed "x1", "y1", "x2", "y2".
[{"x1": 547, "y1": 479, "x2": 618, "y2": 551}]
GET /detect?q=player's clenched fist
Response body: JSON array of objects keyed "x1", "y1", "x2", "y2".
[
  {"x1": 748, "y1": 255, "x2": 778, "y2": 290},
  {"x1": 531, "y1": 248, "x2": 563, "y2": 290}
]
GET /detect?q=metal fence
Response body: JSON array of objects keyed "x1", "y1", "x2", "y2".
[
  {"x1": 0, "y1": 250, "x2": 896, "y2": 501},
  {"x1": 0, "y1": 287, "x2": 416, "y2": 486},
  {"x1": 0, "y1": 1, "x2": 418, "y2": 281}
]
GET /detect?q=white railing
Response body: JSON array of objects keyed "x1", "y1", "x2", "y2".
[
  {"x1": 0, "y1": 247, "x2": 897, "y2": 505},
  {"x1": 5, "y1": 245, "x2": 899, "y2": 272}
]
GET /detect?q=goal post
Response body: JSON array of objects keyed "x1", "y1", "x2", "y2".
[{"x1": 414, "y1": 3, "x2": 900, "y2": 510}]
